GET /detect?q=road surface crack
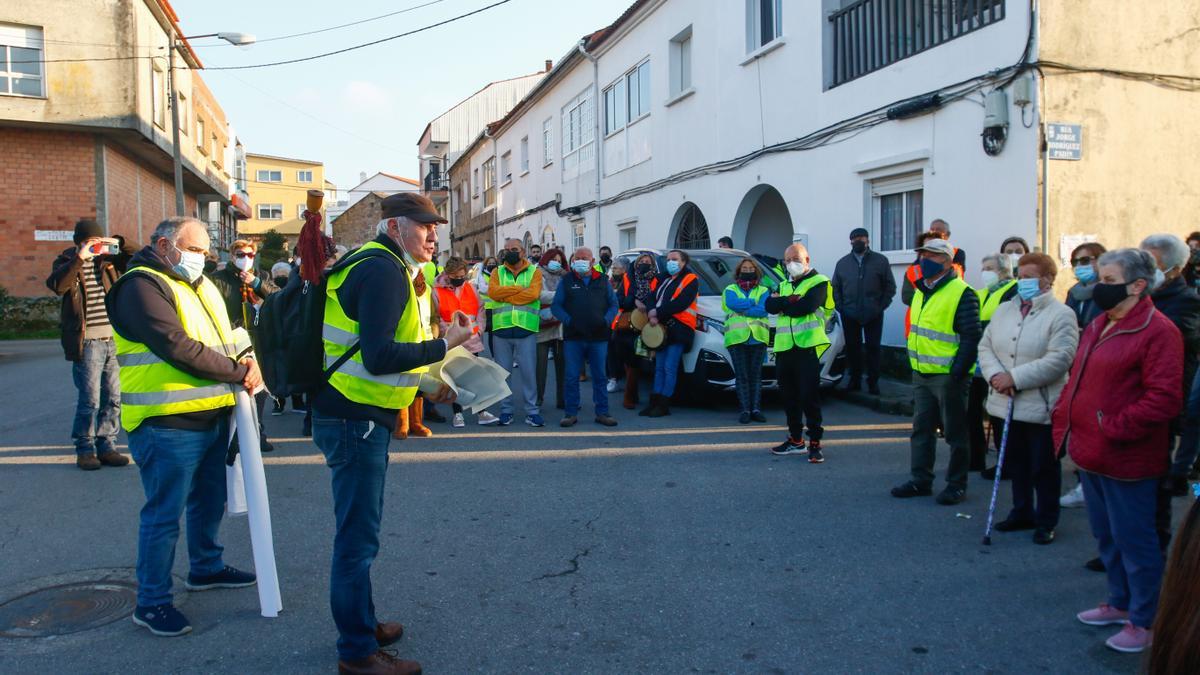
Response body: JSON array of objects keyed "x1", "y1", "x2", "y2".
[{"x1": 532, "y1": 547, "x2": 590, "y2": 581}]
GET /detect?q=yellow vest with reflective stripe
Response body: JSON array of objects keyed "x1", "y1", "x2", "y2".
[
  {"x1": 323, "y1": 241, "x2": 426, "y2": 410},
  {"x1": 908, "y1": 276, "x2": 970, "y2": 374},
  {"x1": 485, "y1": 265, "x2": 540, "y2": 332},
  {"x1": 773, "y1": 274, "x2": 834, "y2": 356},
  {"x1": 114, "y1": 267, "x2": 237, "y2": 432},
  {"x1": 976, "y1": 280, "x2": 1015, "y2": 323},
  {"x1": 721, "y1": 284, "x2": 770, "y2": 347}
]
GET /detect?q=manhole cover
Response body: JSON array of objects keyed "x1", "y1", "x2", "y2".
[{"x1": 0, "y1": 581, "x2": 137, "y2": 638}]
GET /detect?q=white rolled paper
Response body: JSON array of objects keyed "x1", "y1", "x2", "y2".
[
  {"x1": 233, "y1": 388, "x2": 283, "y2": 618},
  {"x1": 226, "y1": 452, "x2": 247, "y2": 517}
]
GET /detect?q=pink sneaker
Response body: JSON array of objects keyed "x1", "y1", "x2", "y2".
[
  {"x1": 1105, "y1": 624, "x2": 1152, "y2": 653},
  {"x1": 1076, "y1": 604, "x2": 1129, "y2": 626}
]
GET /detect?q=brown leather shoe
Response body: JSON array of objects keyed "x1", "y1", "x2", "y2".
[
  {"x1": 374, "y1": 621, "x2": 404, "y2": 647},
  {"x1": 76, "y1": 452, "x2": 101, "y2": 471},
  {"x1": 97, "y1": 450, "x2": 130, "y2": 467},
  {"x1": 338, "y1": 650, "x2": 421, "y2": 675}
]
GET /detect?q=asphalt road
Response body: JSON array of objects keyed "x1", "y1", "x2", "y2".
[{"x1": 0, "y1": 339, "x2": 1176, "y2": 674}]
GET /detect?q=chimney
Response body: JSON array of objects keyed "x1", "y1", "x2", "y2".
[
  {"x1": 359, "y1": 171, "x2": 367, "y2": 183},
  {"x1": 544, "y1": 59, "x2": 552, "y2": 72}
]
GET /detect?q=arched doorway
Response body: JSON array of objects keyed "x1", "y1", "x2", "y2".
[
  {"x1": 670, "y1": 202, "x2": 710, "y2": 249},
  {"x1": 523, "y1": 231, "x2": 533, "y2": 252},
  {"x1": 731, "y1": 185, "x2": 794, "y2": 257},
  {"x1": 483, "y1": 240, "x2": 493, "y2": 258},
  {"x1": 541, "y1": 224, "x2": 557, "y2": 250},
  {"x1": 472, "y1": 243, "x2": 480, "y2": 259}
]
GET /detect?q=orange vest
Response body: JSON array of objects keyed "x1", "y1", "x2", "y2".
[
  {"x1": 435, "y1": 283, "x2": 481, "y2": 334},
  {"x1": 652, "y1": 273, "x2": 699, "y2": 329},
  {"x1": 611, "y1": 274, "x2": 633, "y2": 329}
]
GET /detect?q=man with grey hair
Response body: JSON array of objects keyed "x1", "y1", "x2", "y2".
[
  {"x1": 107, "y1": 217, "x2": 263, "y2": 637},
  {"x1": 486, "y1": 238, "x2": 546, "y2": 426},
  {"x1": 552, "y1": 246, "x2": 619, "y2": 427}
]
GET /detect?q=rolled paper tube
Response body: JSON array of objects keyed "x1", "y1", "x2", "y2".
[
  {"x1": 306, "y1": 189, "x2": 324, "y2": 213},
  {"x1": 234, "y1": 388, "x2": 283, "y2": 617},
  {"x1": 226, "y1": 452, "x2": 248, "y2": 517}
]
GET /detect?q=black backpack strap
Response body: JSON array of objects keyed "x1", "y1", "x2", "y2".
[
  {"x1": 319, "y1": 247, "x2": 402, "y2": 382},
  {"x1": 322, "y1": 342, "x2": 360, "y2": 381}
]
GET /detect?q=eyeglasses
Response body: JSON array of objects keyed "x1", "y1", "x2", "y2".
[
  {"x1": 1071, "y1": 255, "x2": 1095, "y2": 266},
  {"x1": 234, "y1": 251, "x2": 256, "y2": 259}
]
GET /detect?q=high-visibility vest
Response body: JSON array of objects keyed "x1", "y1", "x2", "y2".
[
  {"x1": 905, "y1": 257, "x2": 966, "y2": 337},
  {"x1": 485, "y1": 264, "x2": 540, "y2": 332},
  {"x1": 908, "y1": 276, "x2": 970, "y2": 374},
  {"x1": 114, "y1": 266, "x2": 237, "y2": 432},
  {"x1": 422, "y1": 261, "x2": 438, "y2": 289},
  {"x1": 653, "y1": 272, "x2": 699, "y2": 329},
  {"x1": 774, "y1": 274, "x2": 834, "y2": 356},
  {"x1": 721, "y1": 283, "x2": 770, "y2": 347},
  {"x1": 435, "y1": 283, "x2": 481, "y2": 334},
  {"x1": 323, "y1": 241, "x2": 425, "y2": 410},
  {"x1": 976, "y1": 279, "x2": 1016, "y2": 323}
]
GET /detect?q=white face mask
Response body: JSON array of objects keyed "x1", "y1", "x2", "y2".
[
  {"x1": 1153, "y1": 268, "x2": 1166, "y2": 290},
  {"x1": 786, "y1": 261, "x2": 808, "y2": 278},
  {"x1": 980, "y1": 270, "x2": 1000, "y2": 289},
  {"x1": 233, "y1": 256, "x2": 253, "y2": 272},
  {"x1": 172, "y1": 244, "x2": 206, "y2": 283}
]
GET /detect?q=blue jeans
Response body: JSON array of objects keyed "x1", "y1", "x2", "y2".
[
  {"x1": 564, "y1": 339, "x2": 609, "y2": 417},
  {"x1": 313, "y1": 413, "x2": 392, "y2": 661},
  {"x1": 128, "y1": 419, "x2": 229, "y2": 607},
  {"x1": 1079, "y1": 471, "x2": 1164, "y2": 628},
  {"x1": 493, "y1": 334, "x2": 539, "y2": 416},
  {"x1": 652, "y1": 343, "x2": 685, "y2": 397},
  {"x1": 72, "y1": 338, "x2": 121, "y2": 454}
]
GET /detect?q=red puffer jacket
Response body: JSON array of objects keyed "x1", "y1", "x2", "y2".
[{"x1": 1052, "y1": 295, "x2": 1183, "y2": 480}]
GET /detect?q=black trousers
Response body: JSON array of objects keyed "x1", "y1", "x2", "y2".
[
  {"x1": 992, "y1": 418, "x2": 1061, "y2": 529},
  {"x1": 841, "y1": 315, "x2": 883, "y2": 385},
  {"x1": 777, "y1": 347, "x2": 823, "y2": 441},
  {"x1": 967, "y1": 377, "x2": 990, "y2": 471}
]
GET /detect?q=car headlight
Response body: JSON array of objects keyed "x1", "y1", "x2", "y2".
[{"x1": 702, "y1": 316, "x2": 725, "y2": 334}]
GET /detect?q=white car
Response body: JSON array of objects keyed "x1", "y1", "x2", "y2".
[{"x1": 617, "y1": 248, "x2": 845, "y2": 395}]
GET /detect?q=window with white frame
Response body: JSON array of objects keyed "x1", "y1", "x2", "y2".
[
  {"x1": 151, "y1": 64, "x2": 166, "y2": 128},
  {"x1": 472, "y1": 168, "x2": 479, "y2": 198},
  {"x1": 603, "y1": 77, "x2": 626, "y2": 135},
  {"x1": 746, "y1": 0, "x2": 783, "y2": 53},
  {"x1": 626, "y1": 60, "x2": 651, "y2": 121},
  {"x1": 256, "y1": 169, "x2": 282, "y2": 183},
  {"x1": 257, "y1": 204, "x2": 283, "y2": 220},
  {"x1": 604, "y1": 60, "x2": 651, "y2": 135},
  {"x1": 196, "y1": 118, "x2": 205, "y2": 150},
  {"x1": 178, "y1": 94, "x2": 188, "y2": 135},
  {"x1": 619, "y1": 223, "x2": 637, "y2": 251},
  {"x1": 573, "y1": 222, "x2": 585, "y2": 250},
  {"x1": 871, "y1": 172, "x2": 924, "y2": 252},
  {"x1": 669, "y1": 27, "x2": 693, "y2": 97},
  {"x1": 482, "y1": 156, "x2": 496, "y2": 208},
  {"x1": 0, "y1": 23, "x2": 45, "y2": 97},
  {"x1": 297, "y1": 204, "x2": 307, "y2": 219},
  {"x1": 500, "y1": 151, "x2": 512, "y2": 185},
  {"x1": 561, "y1": 89, "x2": 594, "y2": 158},
  {"x1": 542, "y1": 118, "x2": 553, "y2": 166},
  {"x1": 210, "y1": 133, "x2": 218, "y2": 162},
  {"x1": 519, "y1": 136, "x2": 529, "y2": 173},
  {"x1": 297, "y1": 170, "x2": 313, "y2": 183}
]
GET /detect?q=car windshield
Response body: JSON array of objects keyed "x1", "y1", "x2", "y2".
[{"x1": 616, "y1": 250, "x2": 783, "y2": 295}]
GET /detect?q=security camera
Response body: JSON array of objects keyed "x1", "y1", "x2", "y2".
[{"x1": 982, "y1": 89, "x2": 1009, "y2": 156}]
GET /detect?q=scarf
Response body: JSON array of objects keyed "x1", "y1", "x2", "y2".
[
  {"x1": 737, "y1": 279, "x2": 757, "y2": 293},
  {"x1": 634, "y1": 270, "x2": 656, "y2": 304}
]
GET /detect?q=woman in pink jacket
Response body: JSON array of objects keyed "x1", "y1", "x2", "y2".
[{"x1": 1052, "y1": 248, "x2": 1183, "y2": 654}]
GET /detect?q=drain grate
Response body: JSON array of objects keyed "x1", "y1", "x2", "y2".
[{"x1": 0, "y1": 581, "x2": 138, "y2": 638}]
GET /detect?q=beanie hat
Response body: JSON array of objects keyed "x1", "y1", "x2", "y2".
[{"x1": 73, "y1": 219, "x2": 103, "y2": 245}]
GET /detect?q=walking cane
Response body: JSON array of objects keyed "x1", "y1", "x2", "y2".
[{"x1": 982, "y1": 397, "x2": 1016, "y2": 546}]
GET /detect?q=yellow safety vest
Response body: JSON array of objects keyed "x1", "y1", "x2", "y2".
[
  {"x1": 114, "y1": 267, "x2": 237, "y2": 432},
  {"x1": 773, "y1": 274, "x2": 834, "y2": 357},
  {"x1": 721, "y1": 283, "x2": 770, "y2": 347},
  {"x1": 977, "y1": 280, "x2": 1016, "y2": 323},
  {"x1": 323, "y1": 241, "x2": 426, "y2": 410},
  {"x1": 485, "y1": 265, "x2": 540, "y2": 332},
  {"x1": 908, "y1": 276, "x2": 970, "y2": 374}
]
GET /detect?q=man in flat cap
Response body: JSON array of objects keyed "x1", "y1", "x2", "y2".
[{"x1": 311, "y1": 192, "x2": 473, "y2": 674}]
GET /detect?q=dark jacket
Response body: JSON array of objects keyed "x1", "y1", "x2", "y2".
[
  {"x1": 106, "y1": 247, "x2": 250, "y2": 430},
  {"x1": 1065, "y1": 281, "x2": 1103, "y2": 329},
  {"x1": 831, "y1": 249, "x2": 896, "y2": 323},
  {"x1": 1150, "y1": 275, "x2": 1200, "y2": 399},
  {"x1": 765, "y1": 269, "x2": 829, "y2": 318},
  {"x1": 652, "y1": 269, "x2": 700, "y2": 350},
  {"x1": 1053, "y1": 296, "x2": 1182, "y2": 480},
  {"x1": 312, "y1": 235, "x2": 448, "y2": 431},
  {"x1": 911, "y1": 271, "x2": 982, "y2": 378},
  {"x1": 46, "y1": 245, "x2": 131, "y2": 361},
  {"x1": 552, "y1": 269, "x2": 618, "y2": 341},
  {"x1": 206, "y1": 264, "x2": 278, "y2": 331}
]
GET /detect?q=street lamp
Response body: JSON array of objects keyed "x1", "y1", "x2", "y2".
[{"x1": 168, "y1": 32, "x2": 256, "y2": 216}]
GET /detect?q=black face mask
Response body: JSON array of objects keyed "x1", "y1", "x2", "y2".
[
  {"x1": 636, "y1": 263, "x2": 653, "y2": 274},
  {"x1": 851, "y1": 241, "x2": 867, "y2": 254},
  {"x1": 503, "y1": 251, "x2": 521, "y2": 266},
  {"x1": 600, "y1": 254, "x2": 612, "y2": 264},
  {"x1": 273, "y1": 276, "x2": 289, "y2": 288},
  {"x1": 449, "y1": 277, "x2": 466, "y2": 287},
  {"x1": 738, "y1": 272, "x2": 757, "y2": 281},
  {"x1": 1092, "y1": 282, "x2": 1130, "y2": 311},
  {"x1": 484, "y1": 265, "x2": 496, "y2": 274}
]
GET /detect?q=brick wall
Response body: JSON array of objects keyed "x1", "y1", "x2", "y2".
[
  {"x1": 332, "y1": 193, "x2": 384, "y2": 249},
  {"x1": 0, "y1": 128, "x2": 97, "y2": 297},
  {"x1": 105, "y1": 142, "x2": 202, "y2": 249}
]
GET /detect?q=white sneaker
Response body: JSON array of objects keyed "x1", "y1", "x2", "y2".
[
  {"x1": 1060, "y1": 483, "x2": 1086, "y2": 508},
  {"x1": 452, "y1": 413, "x2": 465, "y2": 428},
  {"x1": 477, "y1": 411, "x2": 500, "y2": 426},
  {"x1": 606, "y1": 378, "x2": 620, "y2": 393}
]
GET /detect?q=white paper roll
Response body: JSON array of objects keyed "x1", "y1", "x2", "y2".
[
  {"x1": 233, "y1": 388, "x2": 283, "y2": 618},
  {"x1": 226, "y1": 453, "x2": 247, "y2": 517}
]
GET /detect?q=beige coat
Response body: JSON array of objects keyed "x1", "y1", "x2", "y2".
[{"x1": 977, "y1": 292, "x2": 1079, "y2": 425}]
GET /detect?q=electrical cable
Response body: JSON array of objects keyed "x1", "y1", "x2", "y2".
[{"x1": 205, "y1": 0, "x2": 452, "y2": 46}]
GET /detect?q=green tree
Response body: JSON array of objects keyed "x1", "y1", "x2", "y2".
[{"x1": 258, "y1": 229, "x2": 288, "y2": 271}]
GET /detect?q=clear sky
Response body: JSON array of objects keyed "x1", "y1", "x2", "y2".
[{"x1": 174, "y1": 0, "x2": 631, "y2": 193}]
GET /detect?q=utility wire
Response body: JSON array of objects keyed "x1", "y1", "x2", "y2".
[{"x1": 208, "y1": 0, "x2": 452, "y2": 45}]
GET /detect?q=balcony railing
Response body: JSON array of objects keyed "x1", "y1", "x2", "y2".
[
  {"x1": 829, "y1": 0, "x2": 1006, "y2": 87},
  {"x1": 423, "y1": 172, "x2": 449, "y2": 192}
]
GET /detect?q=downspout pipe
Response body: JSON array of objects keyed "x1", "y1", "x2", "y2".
[{"x1": 576, "y1": 39, "x2": 602, "y2": 252}]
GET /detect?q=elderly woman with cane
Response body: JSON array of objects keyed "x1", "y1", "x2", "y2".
[
  {"x1": 977, "y1": 253, "x2": 1078, "y2": 545},
  {"x1": 1052, "y1": 248, "x2": 1182, "y2": 654}
]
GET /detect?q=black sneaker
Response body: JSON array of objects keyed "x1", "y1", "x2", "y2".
[
  {"x1": 891, "y1": 481, "x2": 933, "y2": 498},
  {"x1": 260, "y1": 439, "x2": 275, "y2": 454},
  {"x1": 271, "y1": 399, "x2": 284, "y2": 416},
  {"x1": 770, "y1": 439, "x2": 807, "y2": 456},
  {"x1": 185, "y1": 565, "x2": 256, "y2": 591},
  {"x1": 994, "y1": 518, "x2": 1036, "y2": 532},
  {"x1": 1084, "y1": 557, "x2": 1105, "y2": 572},
  {"x1": 807, "y1": 441, "x2": 824, "y2": 464},
  {"x1": 935, "y1": 486, "x2": 967, "y2": 505},
  {"x1": 132, "y1": 603, "x2": 191, "y2": 637},
  {"x1": 739, "y1": 412, "x2": 751, "y2": 424},
  {"x1": 750, "y1": 411, "x2": 767, "y2": 423}
]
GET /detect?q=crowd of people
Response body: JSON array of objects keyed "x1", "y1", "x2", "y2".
[{"x1": 42, "y1": 197, "x2": 1200, "y2": 670}]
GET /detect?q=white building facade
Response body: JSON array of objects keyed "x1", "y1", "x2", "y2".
[
  {"x1": 327, "y1": 171, "x2": 420, "y2": 224},
  {"x1": 462, "y1": 0, "x2": 1040, "y2": 347}
]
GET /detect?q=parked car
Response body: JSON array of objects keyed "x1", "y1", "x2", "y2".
[{"x1": 617, "y1": 248, "x2": 845, "y2": 395}]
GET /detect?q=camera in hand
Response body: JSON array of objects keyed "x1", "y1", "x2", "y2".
[{"x1": 86, "y1": 238, "x2": 120, "y2": 256}]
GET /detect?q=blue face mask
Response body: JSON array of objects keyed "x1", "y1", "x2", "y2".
[
  {"x1": 1074, "y1": 265, "x2": 1096, "y2": 284},
  {"x1": 666, "y1": 260, "x2": 681, "y2": 275},
  {"x1": 546, "y1": 260, "x2": 562, "y2": 272},
  {"x1": 1017, "y1": 278, "x2": 1042, "y2": 300},
  {"x1": 918, "y1": 258, "x2": 944, "y2": 279},
  {"x1": 570, "y1": 260, "x2": 591, "y2": 275}
]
